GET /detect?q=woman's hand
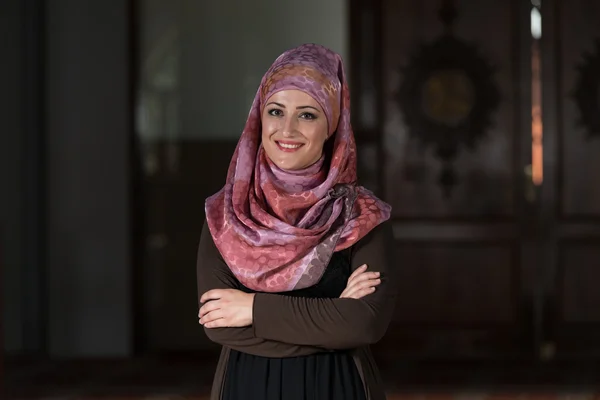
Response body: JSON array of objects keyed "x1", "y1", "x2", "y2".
[
  {"x1": 339, "y1": 264, "x2": 381, "y2": 299},
  {"x1": 199, "y1": 289, "x2": 255, "y2": 328}
]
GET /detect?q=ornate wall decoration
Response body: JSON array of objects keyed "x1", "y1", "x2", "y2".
[
  {"x1": 396, "y1": 1, "x2": 501, "y2": 196},
  {"x1": 572, "y1": 38, "x2": 600, "y2": 139}
]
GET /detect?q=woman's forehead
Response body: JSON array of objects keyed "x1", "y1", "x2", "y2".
[{"x1": 265, "y1": 90, "x2": 322, "y2": 107}]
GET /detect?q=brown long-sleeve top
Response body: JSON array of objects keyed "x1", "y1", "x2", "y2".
[{"x1": 196, "y1": 219, "x2": 396, "y2": 399}]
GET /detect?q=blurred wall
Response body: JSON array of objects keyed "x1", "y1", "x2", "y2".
[
  {"x1": 1, "y1": 0, "x2": 134, "y2": 358},
  {"x1": 0, "y1": 0, "x2": 25, "y2": 355},
  {"x1": 45, "y1": 0, "x2": 132, "y2": 357}
]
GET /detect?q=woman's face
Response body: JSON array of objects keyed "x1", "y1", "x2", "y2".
[{"x1": 261, "y1": 90, "x2": 329, "y2": 171}]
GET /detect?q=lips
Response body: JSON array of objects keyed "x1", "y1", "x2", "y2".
[{"x1": 275, "y1": 140, "x2": 304, "y2": 152}]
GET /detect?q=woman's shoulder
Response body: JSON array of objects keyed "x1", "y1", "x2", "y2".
[
  {"x1": 347, "y1": 220, "x2": 393, "y2": 266},
  {"x1": 354, "y1": 219, "x2": 392, "y2": 246}
]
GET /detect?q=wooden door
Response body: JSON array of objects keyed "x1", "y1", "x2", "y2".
[
  {"x1": 351, "y1": 0, "x2": 536, "y2": 361},
  {"x1": 541, "y1": 0, "x2": 600, "y2": 359}
]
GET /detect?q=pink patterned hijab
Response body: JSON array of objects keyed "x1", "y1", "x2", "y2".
[{"x1": 205, "y1": 43, "x2": 391, "y2": 293}]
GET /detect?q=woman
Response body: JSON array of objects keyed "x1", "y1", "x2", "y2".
[{"x1": 196, "y1": 43, "x2": 395, "y2": 400}]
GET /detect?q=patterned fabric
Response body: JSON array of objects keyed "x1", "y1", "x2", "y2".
[{"x1": 205, "y1": 43, "x2": 391, "y2": 292}]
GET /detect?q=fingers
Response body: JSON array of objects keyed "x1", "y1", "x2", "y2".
[
  {"x1": 340, "y1": 264, "x2": 382, "y2": 299},
  {"x1": 204, "y1": 317, "x2": 226, "y2": 329},
  {"x1": 351, "y1": 271, "x2": 380, "y2": 286},
  {"x1": 198, "y1": 300, "x2": 220, "y2": 318},
  {"x1": 344, "y1": 277, "x2": 381, "y2": 299},
  {"x1": 346, "y1": 264, "x2": 368, "y2": 285},
  {"x1": 199, "y1": 309, "x2": 224, "y2": 326},
  {"x1": 347, "y1": 286, "x2": 377, "y2": 300},
  {"x1": 340, "y1": 272, "x2": 381, "y2": 298},
  {"x1": 200, "y1": 289, "x2": 226, "y2": 304},
  {"x1": 345, "y1": 267, "x2": 381, "y2": 295}
]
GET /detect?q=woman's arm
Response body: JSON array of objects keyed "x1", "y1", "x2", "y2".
[
  {"x1": 197, "y1": 221, "x2": 328, "y2": 357},
  {"x1": 252, "y1": 220, "x2": 396, "y2": 350}
]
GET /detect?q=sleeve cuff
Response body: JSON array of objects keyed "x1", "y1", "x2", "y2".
[
  {"x1": 252, "y1": 292, "x2": 280, "y2": 339},
  {"x1": 252, "y1": 293, "x2": 264, "y2": 338}
]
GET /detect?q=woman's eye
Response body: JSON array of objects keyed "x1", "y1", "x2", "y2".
[
  {"x1": 268, "y1": 109, "x2": 283, "y2": 117},
  {"x1": 300, "y1": 112, "x2": 316, "y2": 120}
]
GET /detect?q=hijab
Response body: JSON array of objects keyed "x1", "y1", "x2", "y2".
[{"x1": 205, "y1": 43, "x2": 391, "y2": 293}]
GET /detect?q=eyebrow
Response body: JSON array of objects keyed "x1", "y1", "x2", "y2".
[{"x1": 266, "y1": 102, "x2": 321, "y2": 112}]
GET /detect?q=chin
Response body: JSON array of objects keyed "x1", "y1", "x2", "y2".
[{"x1": 276, "y1": 158, "x2": 303, "y2": 171}]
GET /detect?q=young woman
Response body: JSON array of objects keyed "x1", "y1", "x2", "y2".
[{"x1": 197, "y1": 43, "x2": 396, "y2": 400}]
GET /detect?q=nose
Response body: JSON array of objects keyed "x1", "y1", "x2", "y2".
[{"x1": 281, "y1": 115, "x2": 297, "y2": 137}]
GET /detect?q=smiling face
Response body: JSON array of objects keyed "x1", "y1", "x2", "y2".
[{"x1": 261, "y1": 90, "x2": 329, "y2": 171}]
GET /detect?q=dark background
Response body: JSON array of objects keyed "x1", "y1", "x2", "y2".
[{"x1": 2, "y1": 0, "x2": 600, "y2": 397}]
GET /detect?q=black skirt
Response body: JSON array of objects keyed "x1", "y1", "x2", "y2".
[
  {"x1": 221, "y1": 251, "x2": 367, "y2": 400},
  {"x1": 222, "y1": 349, "x2": 366, "y2": 400}
]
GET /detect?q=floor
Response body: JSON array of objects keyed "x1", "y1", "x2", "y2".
[{"x1": 5, "y1": 356, "x2": 600, "y2": 400}]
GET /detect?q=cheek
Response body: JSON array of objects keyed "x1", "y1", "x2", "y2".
[
  {"x1": 261, "y1": 125, "x2": 268, "y2": 141},
  {"x1": 306, "y1": 125, "x2": 328, "y2": 148},
  {"x1": 260, "y1": 121, "x2": 272, "y2": 141},
  {"x1": 261, "y1": 118, "x2": 279, "y2": 138}
]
